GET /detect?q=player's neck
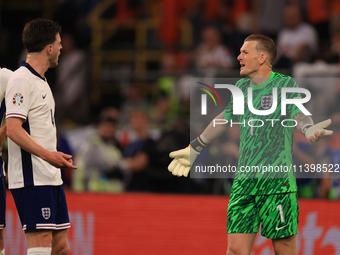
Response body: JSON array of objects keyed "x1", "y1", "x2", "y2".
[
  {"x1": 25, "y1": 54, "x2": 49, "y2": 78},
  {"x1": 249, "y1": 68, "x2": 272, "y2": 86}
]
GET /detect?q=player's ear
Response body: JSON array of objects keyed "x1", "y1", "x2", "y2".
[
  {"x1": 259, "y1": 53, "x2": 267, "y2": 65},
  {"x1": 46, "y1": 44, "x2": 53, "y2": 55}
]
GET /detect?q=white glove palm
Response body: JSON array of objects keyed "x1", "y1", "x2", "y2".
[
  {"x1": 168, "y1": 146, "x2": 199, "y2": 177},
  {"x1": 305, "y1": 119, "x2": 333, "y2": 143}
]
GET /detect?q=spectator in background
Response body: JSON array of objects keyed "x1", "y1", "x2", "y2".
[
  {"x1": 148, "y1": 118, "x2": 194, "y2": 193},
  {"x1": 149, "y1": 90, "x2": 174, "y2": 130},
  {"x1": 316, "y1": 138, "x2": 333, "y2": 199},
  {"x1": 57, "y1": 131, "x2": 74, "y2": 189},
  {"x1": 54, "y1": 33, "x2": 90, "y2": 125},
  {"x1": 183, "y1": 0, "x2": 207, "y2": 46},
  {"x1": 73, "y1": 107, "x2": 124, "y2": 192},
  {"x1": 307, "y1": 0, "x2": 331, "y2": 44},
  {"x1": 293, "y1": 130, "x2": 333, "y2": 199},
  {"x1": 197, "y1": 125, "x2": 240, "y2": 195},
  {"x1": 327, "y1": 31, "x2": 340, "y2": 63},
  {"x1": 327, "y1": 33, "x2": 340, "y2": 125},
  {"x1": 212, "y1": 0, "x2": 251, "y2": 58},
  {"x1": 328, "y1": 133, "x2": 340, "y2": 199},
  {"x1": 161, "y1": 47, "x2": 190, "y2": 73},
  {"x1": 221, "y1": 126, "x2": 240, "y2": 195},
  {"x1": 292, "y1": 130, "x2": 318, "y2": 198},
  {"x1": 119, "y1": 109, "x2": 155, "y2": 192},
  {"x1": 330, "y1": 1, "x2": 340, "y2": 35},
  {"x1": 292, "y1": 33, "x2": 340, "y2": 121},
  {"x1": 149, "y1": 48, "x2": 190, "y2": 130},
  {"x1": 275, "y1": 4, "x2": 318, "y2": 69},
  {"x1": 253, "y1": 0, "x2": 288, "y2": 42},
  {"x1": 194, "y1": 26, "x2": 234, "y2": 77},
  {"x1": 119, "y1": 83, "x2": 149, "y2": 128}
]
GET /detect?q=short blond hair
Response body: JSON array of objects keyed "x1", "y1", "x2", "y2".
[{"x1": 245, "y1": 34, "x2": 277, "y2": 66}]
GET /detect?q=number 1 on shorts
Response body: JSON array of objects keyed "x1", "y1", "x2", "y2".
[{"x1": 276, "y1": 204, "x2": 285, "y2": 223}]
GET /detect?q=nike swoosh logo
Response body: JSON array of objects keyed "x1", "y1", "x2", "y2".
[
  {"x1": 42, "y1": 94, "x2": 47, "y2": 99},
  {"x1": 276, "y1": 225, "x2": 288, "y2": 231}
]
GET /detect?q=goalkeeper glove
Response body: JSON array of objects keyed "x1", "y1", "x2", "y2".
[
  {"x1": 304, "y1": 119, "x2": 333, "y2": 143},
  {"x1": 168, "y1": 136, "x2": 207, "y2": 177}
]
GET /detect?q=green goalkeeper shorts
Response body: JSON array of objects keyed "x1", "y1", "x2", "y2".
[{"x1": 227, "y1": 192, "x2": 299, "y2": 239}]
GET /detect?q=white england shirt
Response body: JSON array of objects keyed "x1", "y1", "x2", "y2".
[
  {"x1": 0, "y1": 68, "x2": 13, "y2": 177},
  {"x1": 6, "y1": 62, "x2": 62, "y2": 189}
]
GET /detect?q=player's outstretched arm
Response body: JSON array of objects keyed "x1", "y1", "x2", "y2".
[
  {"x1": 168, "y1": 111, "x2": 230, "y2": 177},
  {"x1": 6, "y1": 117, "x2": 77, "y2": 169},
  {"x1": 200, "y1": 111, "x2": 231, "y2": 142},
  {"x1": 294, "y1": 112, "x2": 333, "y2": 143}
]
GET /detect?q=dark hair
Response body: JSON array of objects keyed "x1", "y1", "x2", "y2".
[
  {"x1": 22, "y1": 18, "x2": 62, "y2": 53},
  {"x1": 98, "y1": 107, "x2": 119, "y2": 125},
  {"x1": 244, "y1": 34, "x2": 277, "y2": 66}
]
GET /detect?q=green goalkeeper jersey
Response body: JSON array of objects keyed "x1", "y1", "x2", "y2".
[{"x1": 224, "y1": 72, "x2": 302, "y2": 195}]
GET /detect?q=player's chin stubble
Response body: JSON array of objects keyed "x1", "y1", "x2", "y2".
[
  {"x1": 49, "y1": 62, "x2": 58, "y2": 68},
  {"x1": 49, "y1": 56, "x2": 59, "y2": 68}
]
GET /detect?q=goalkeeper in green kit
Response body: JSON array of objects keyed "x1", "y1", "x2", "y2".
[{"x1": 168, "y1": 34, "x2": 333, "y2": 255}]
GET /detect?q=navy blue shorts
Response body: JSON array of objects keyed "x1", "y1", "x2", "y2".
[
  {"x1": 0, "y1": 176, "x2": 6, "y2": 229},
  {"x1": 11, "y1": 185, "x2": 70, "y2": 231}
]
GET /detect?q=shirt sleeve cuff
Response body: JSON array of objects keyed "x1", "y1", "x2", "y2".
[{"x1": 6, "y1": 113, "x2": 27, "y2": 119}]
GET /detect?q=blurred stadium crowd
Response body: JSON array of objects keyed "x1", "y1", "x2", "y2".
[{"x1": 1, "y1": 0, "x2": 340, "y2": 199}]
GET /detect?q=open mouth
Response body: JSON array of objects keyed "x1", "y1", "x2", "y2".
[{"x1": 240, "y1": 64, "x2": 245, "y2": 69}]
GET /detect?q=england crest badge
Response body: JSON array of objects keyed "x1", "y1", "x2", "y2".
[
  {"x1": 42, "y1": 208, "x2": 51, "y2": 220},
  {"x1": 261, "y1": 95, "x2": 272, "y2": 109}
]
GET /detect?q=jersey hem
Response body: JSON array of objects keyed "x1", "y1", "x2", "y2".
[
  {"x1": 9, "y1": 182, "x2": 63, "y2": 189},
  {"x1": 230, "y1": 190, "x2": 298, "y2": 196}
]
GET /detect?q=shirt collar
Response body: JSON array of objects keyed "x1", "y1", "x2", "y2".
[{"x1": 20, "y1": 61, "x2": 46, "y2": 81}]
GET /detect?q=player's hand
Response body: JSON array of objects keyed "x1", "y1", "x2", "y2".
[
  {"x1": 305, "y1": 119, "x2": 333, "y2": 143},
  {"x1": 46, "y1": 151, "x2": 77, "y2": 169},
  {"x1": 168, "y1": 146, "x2": 199, "y2": 177}
]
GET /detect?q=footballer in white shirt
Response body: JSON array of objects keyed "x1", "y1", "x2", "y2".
[{"x1": 5, "y1": 19, "x2": 76, "y2": 255}]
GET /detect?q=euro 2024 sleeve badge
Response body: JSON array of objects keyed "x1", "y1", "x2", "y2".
[{"x1": 13, "y1": 93, "x2": 23, "y2": 106}]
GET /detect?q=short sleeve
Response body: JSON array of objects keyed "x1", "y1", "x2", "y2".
[{"x1": 6, "y1": 78, "x2": 32, "y2": 120}]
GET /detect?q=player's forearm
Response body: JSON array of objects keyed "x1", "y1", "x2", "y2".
[
  {"x1": 6, "y1": 118, "x2": 50, "y2": 161},
  {"x1": 201, "y1": 111, "x2": 231, "y2": 142},
  {"x1": 294, "y1": 112, "x2": 314, "y2": 135}
]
